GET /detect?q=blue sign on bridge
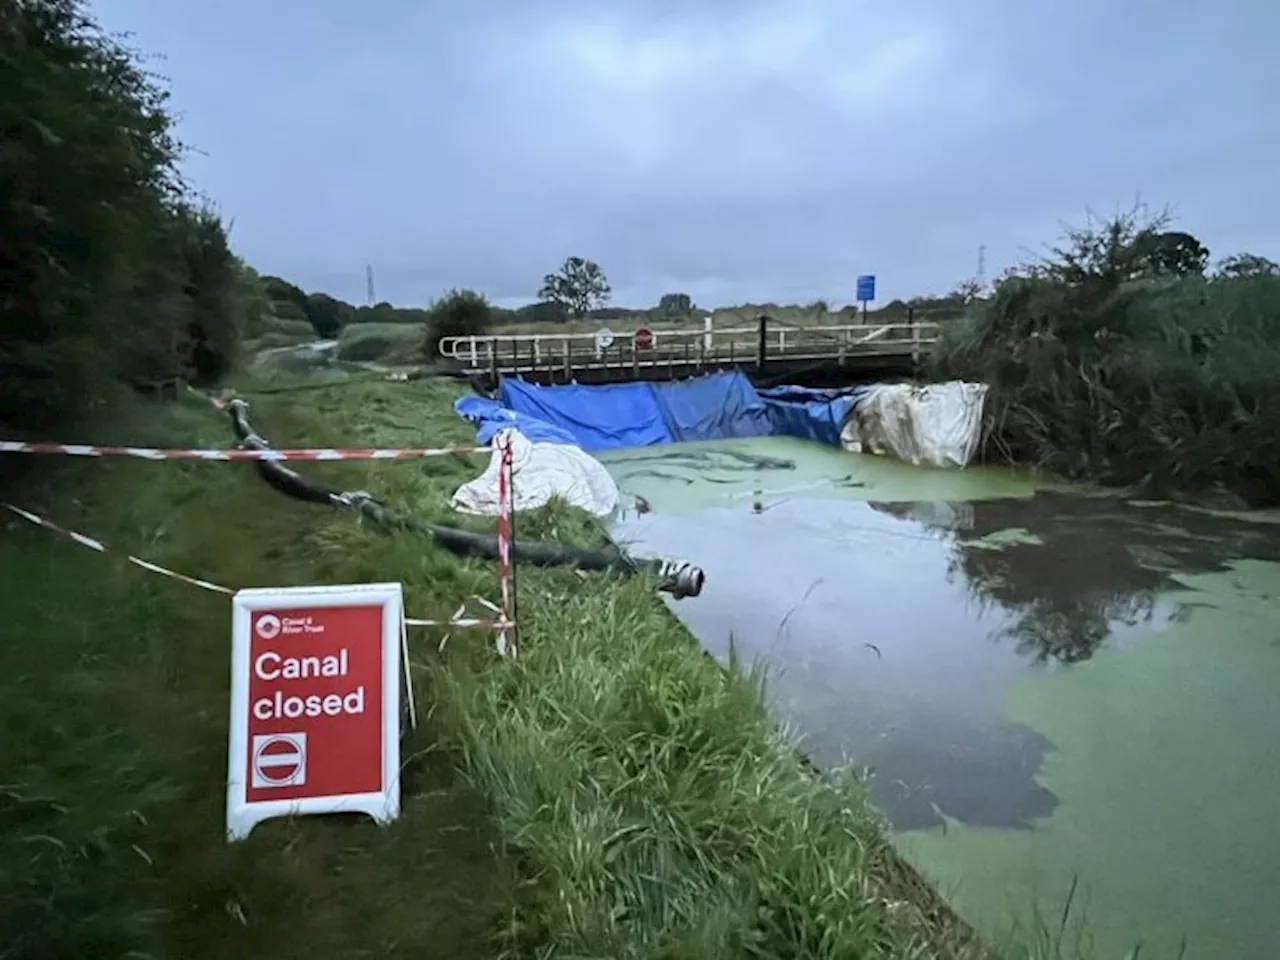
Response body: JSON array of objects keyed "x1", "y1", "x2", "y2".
[{"x1": 856, "y1": 274, "x2": 876, "y2": 303}]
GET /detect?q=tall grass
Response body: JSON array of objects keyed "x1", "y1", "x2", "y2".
[
  {"x1": 932, "y1": 213, "x2": 1280, "y2": 506},
  {"x1": 434, "y1": 589, "x2": 984, "y2": 958},
  {"x1": 18, "y1": 372, "x2": 1169, "y2": 956},
  {"x1": 278, "y1": 379, "x2": 996, "y2": 958}
]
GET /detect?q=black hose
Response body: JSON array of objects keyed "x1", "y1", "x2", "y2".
[{"x1": 227, "y1": 399, "x2": 705, "y2": 598}]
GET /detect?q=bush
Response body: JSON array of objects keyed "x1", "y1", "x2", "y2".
[
  {"x1": 932, "y1": 208, "x2": 1280, "y2": 505},
  {"x1": 269, "y1": 299, "x2": 309, "y2": 323},
  {"x1": 259, "y1": 316, "x2": 317, "y2": 340},
  {"x1": 423, "y1": 289, "x2": 493, "y2": 359},
  {"x1": 303, "y1": 293, "x2": 354, "y2": 338},
  {"x1": 0, "y1": 0, "x2": 242, "y2": 431}
]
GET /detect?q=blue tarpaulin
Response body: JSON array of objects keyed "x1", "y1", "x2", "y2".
[
  {"x1": 455, "y1": 372, "x2": 862, "y2": 452},
  {"x1": 757, "y1": 385, "x2": 868, "y2": 447},
  {"x1": 497, "y1": 379, "x2": 672, "y2": 450},
  {"x1": 454, "y1": 394, "x2": 581, "y2": 446},
  {"x1": 495, "y1": 371, "x2": 774, "y2": 452}
]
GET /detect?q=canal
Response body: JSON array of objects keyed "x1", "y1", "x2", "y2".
[{"x1": 600, "y1": 437, "x2": 1280, "y2": 959}]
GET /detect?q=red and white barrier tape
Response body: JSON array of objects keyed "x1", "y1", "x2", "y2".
[
  {"x1": 494, "y1": 433, "x2": 517, "y2": 656},
  {"x1": 0, "y1": 440, "x2": 488, "y2": 461},
  {"x1": 3, "y1": 503, "x2": 235, "y2": 596},
  {"x1": 4, "y1": 388, "x2": 519, "y2": 639},
  {"x1": 2, "y1": 503, "x2": 511, "y2": 630}
]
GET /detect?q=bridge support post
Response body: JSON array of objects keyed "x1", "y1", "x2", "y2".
[
  {"x1": 756, "y1": 314, "x2": 768, "y2": 371},
  {"x1": 909, "y1": 306, "x2": 920, "y2": 365}
]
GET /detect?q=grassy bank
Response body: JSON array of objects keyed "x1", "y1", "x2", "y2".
[
  {"x1": 2, "y1": 373, "x2": 991, "y2": 958},
  {"x1": 335, "y1": 322, "x2": 425, "y2": 365},
  {"x1": 0, "y1": 386, "x2": 514, "y2": 959}
]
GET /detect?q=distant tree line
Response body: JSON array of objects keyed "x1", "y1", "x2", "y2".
[
  {"x1": 273, "y1": 251, "x2": 951, "y2": 351},
  {"x1": 1, "y1": 0, "x2": 247, "y2": 434}
]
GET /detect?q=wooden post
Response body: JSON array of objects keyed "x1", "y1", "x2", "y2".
[
  {"x1": 756, "y1": 314, "x2": 768, "y2": 371},
  {"x1": 562, "y1": 339, "x2": 571, "y2": 382},
  {"x1": 487, "y1": 338, "x2": 498, "y2": 387},
  {"x1": 632, "y1": 335, "x2": 639, "y2": 378}
]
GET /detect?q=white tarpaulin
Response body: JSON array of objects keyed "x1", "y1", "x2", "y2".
[
  {"x1": 840, "y1": 381, "x2": 988, "y2": 469},
  {"x1": 451, "y1": 428, "x2": 620, "y2": 517}
]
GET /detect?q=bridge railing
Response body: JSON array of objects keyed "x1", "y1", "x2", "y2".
[{"x1": 438, "y1": 320, "x2": 940, "y2": 376}]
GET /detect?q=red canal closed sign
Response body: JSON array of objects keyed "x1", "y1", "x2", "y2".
[{"x1": 226, "y1": 583, "x2": 406, "y2": 841}]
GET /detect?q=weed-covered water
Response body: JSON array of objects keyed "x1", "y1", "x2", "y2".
[{"x1": 601, "y1": 437, "x2": 1280, "y2": 960}]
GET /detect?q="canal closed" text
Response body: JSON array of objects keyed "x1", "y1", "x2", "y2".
[{"x1": 252, "y1": 648, "x2": 365, "y2": 720}]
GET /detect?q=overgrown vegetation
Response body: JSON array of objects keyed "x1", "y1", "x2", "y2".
[
  {"x1": 0, "y1": 0, "x2": 245, "y2": 435},
  {"x1": 1, "y1": 375, "x2": 1003, "y2": 959},
  {"x1": 335, "y1": 321, "x2": 423, "y2": 364},
  {"x1": 933, "y1": 207, "x2": 1280, "y2": 506},
  {"x1": 0, "y1": 384, "x2": 515, "y2": 959}
]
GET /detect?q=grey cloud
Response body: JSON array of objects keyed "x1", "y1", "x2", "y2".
[{"x1": 95, "y1": 0, "x2": 1280, "y2": 307}]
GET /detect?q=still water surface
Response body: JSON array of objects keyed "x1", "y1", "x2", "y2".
[{"x1": 599, "y1": 437, "x2": 1280, "y2": 959}]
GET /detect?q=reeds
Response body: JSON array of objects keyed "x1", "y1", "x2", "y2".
[{"x1": 932, "y1": 211, "x2": 1280, "y2": 506}]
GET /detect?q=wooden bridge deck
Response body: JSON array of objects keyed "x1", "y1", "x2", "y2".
[{"x1": 439, "y1": 318, "x2": 939, "y2": 387}]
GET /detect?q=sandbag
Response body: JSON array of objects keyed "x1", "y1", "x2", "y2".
[
  {"x1": 451, "y1": 428, "x2": 620, "y2": 517},
  {"x1": 841, "y1": 382, "x2": 988, "y2": 469}
]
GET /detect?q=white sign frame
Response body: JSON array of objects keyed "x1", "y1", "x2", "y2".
[
  {"x1": 226, "y1": 582, "x2": 404, "y2": 842},
  {"x1": 594, "y1": 327, "x2": 615, "y2": 355}
]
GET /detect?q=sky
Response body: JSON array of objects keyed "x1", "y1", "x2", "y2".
[{"x1": 94, "y1": 0, "x2": 1280, "y2": 309}]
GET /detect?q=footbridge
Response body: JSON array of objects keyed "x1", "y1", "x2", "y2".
[{"x1": 438, "y1": 316, "x2": 941, "y2": 387}]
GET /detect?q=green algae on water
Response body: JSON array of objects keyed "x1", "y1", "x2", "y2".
[{"x1": 898, "y1": 560, "x2": 1280, "y2": 960}]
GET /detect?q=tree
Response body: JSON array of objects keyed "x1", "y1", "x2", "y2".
[
  {"x1": 303, "y1": 293, "x2": 353, "y2": 338},
  {"x1": 262, "y1": 275, "x2": 308, "y2": 309},
  {"x1": 538, "y1": 257, "x2": 611, "y2": 319},
  {"x1": 656, "y1": 293, "x2": 694, "y2": 318},
  {"x1": 422, "y1": 289, "x2": 493, "y2": 358},
  {"x1": 175, "y1": 203, "x2": 241, "y2": 383},
  {"x1": 1216, "y1": 253, "x2": 1280, "y2": 279},
  {"x1": 948, "y1": 279, "x2": 983, "y2": 306},
  {"x1": 0, "y1": 0, "x2": 242, "y2": 431},
  {"x1": 1134, "y1": 230, "x2": 1209, "y2": 277}
]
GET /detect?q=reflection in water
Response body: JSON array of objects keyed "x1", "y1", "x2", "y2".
[
  {"x1": 872, "y1": 711, "x2": 1059, "y2": 831},
  {"x1": 603, "y1": 438, "x2": 1280, "y2": 958},
  {"x1": 872, "y1": 493, "x2": 1280, "y2": 666},
  {"x1": 611, "y1": 497, "x2": 1068, "y2": 832}
]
